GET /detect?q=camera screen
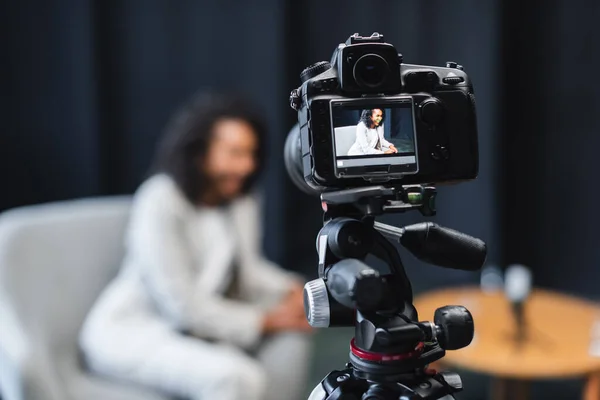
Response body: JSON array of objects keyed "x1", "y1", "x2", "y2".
[{"x1": 330, "y1": 97, "x2": 418, "y2": 178}]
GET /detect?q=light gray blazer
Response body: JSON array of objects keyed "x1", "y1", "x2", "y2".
[{"x1": 79, "y1": 174, "x2": 298, "y2": 353}]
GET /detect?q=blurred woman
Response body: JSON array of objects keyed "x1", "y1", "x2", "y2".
[
  {"x1": 79, "y1": 91, "x2": 312, "y2": 400},
  {"x1": 347, "y1": 108, "x2": 398, "y2": 156}
]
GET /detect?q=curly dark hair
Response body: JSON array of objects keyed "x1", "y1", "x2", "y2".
[
  {"x1": 359, "y1": 108, "x2": 385, "y2": 129},
  {"x1": 151, "y1": 91, "x2": 267, "y2": 204}
]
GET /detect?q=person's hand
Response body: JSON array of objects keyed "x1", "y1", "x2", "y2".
[
  {"x1": 262, "y1": 282, "x2": 312, "y2": 334},
  {"x1": 285, "y1": 282, "x2": 305, "y2": 317},
  {"x1": 384, "y1": 149, "x2": 395, "y2": 154},
  {"x1": 389, "y1": 145, "x2": 398, "y2": 153}
]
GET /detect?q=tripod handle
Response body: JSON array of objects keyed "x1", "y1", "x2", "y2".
[{"x1": 373, "y1": 221, "x2": 405, "y2": 242}]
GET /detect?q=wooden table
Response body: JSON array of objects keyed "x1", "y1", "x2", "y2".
[{"x1": 414, "y1": 286, "x2": 600, "y2": 400}]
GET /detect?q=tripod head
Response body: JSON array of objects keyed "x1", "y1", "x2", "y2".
[{"x1": 304, "y1": 185, "x2": 487, "y2": 400}]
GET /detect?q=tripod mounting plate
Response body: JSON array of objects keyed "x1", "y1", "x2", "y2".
[{"x1": 320, "y1": 185, "x2": 437, "y2": 216}]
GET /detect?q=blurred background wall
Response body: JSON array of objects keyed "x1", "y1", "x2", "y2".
[
  {"x1": 3, "y1": 0, "x2": 599, "y2": 297},
  {"x1": 1, "y1": 1, "x2": 599, "y2": 398}
]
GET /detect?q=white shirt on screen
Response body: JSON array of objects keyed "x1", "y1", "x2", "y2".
[{"x1": 346, "y1": 121, "x2": 392, "y2": 156}]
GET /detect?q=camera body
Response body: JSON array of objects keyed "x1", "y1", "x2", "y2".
[{"x1": 289, "y1": 33, "x2": 479, "y2": 193}]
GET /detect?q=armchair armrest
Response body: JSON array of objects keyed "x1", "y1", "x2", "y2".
[{"x1": 0, "y1": 298, "x2": 66, "y2": 400}]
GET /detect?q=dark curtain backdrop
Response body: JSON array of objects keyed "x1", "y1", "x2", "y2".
[{"x1": 1, "y1": 1, "x2": 599, "y2": 300}]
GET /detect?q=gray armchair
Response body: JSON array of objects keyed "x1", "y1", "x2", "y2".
[
  {"x1": 0, "y1": 197, "x2": 169, "y2": 400},
  {"x1": 334, "y1": 125, "x2": 357, "y2": 156}
]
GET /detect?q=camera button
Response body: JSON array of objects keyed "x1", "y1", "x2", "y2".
[
  {"x1": 419, "y1": 98, "x2": 444, "y2": 125},
  {"x1": 431, "y1": 145, "x2": 450, "y2": 161}
]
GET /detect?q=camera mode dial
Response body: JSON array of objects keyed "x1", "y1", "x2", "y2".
[{"x1": 300, "y1": 61, "x2": 331, "y2": 83}]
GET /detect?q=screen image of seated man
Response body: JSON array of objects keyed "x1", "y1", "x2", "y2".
[
  {"x1": 79, "y1": 91, "x2": 312, "y2": 400},
  {"x1": 347, "y1": 108, "x2": 398, "y2": 156}
]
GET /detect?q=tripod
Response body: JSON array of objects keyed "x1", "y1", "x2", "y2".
[{"x1": 303, "y1": 185, "x2": 486, "y2": 400}]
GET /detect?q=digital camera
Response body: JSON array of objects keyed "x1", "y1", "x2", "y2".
[{"x1": 286, "y1": 33, "x2": 479, "y2": 194}]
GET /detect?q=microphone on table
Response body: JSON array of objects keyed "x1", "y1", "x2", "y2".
[
  {"x1": 480, "y1": 264, "x2": 504, "y2": 294},
  {"x1": 504, "y1": 264, "x2": 532, "y2": 345}
]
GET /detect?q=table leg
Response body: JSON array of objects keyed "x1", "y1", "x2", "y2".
[
  {"x1": 491, "y1": 378, "x2": 529, "y2": 400},
  {"x1": 584, "y1": 373, "x2": 600, "y2": 400}
]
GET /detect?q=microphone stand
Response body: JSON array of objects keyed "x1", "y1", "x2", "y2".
[
  {"x1": 511, "y1": 300, "x2": 526, "y2": 348},
  {"x1": 505, "y1": 265, "x2": 532, "y2": 348}
]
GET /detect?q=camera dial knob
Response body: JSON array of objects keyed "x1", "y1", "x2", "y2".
[
  {"x1": 352, "y1": 269, "x2": 385, "y2": 310},
  {"x1": 419, "y1": 98, "x2": 444, "y2": 126},
  {"x1": 300, "y1": 61, "x2": 332, "y2": 83},
  {"x1": 434, "y1": 305, "x2": 474, "y2": 350},
  {"x1": 303, "y1": 279, "x2": 331, "y2": 328}
]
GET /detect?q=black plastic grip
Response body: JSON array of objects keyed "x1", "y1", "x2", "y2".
[{"x1": 400, "y1": 222, "x2": 486, "y2": 271}]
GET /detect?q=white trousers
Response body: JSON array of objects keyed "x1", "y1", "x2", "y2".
[{"x1": 83, "y1": 330, "x2": 311, "y2": 400}]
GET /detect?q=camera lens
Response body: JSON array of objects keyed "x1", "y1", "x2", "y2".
[
  {"x1": 353, "y1": 54, "x2": 390, "y2": 89},
  {"x1": 284, "y1": 123, "x2": 319, "y2": 195}
]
